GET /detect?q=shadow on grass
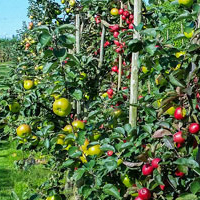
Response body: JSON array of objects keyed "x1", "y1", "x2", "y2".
[{"x1": 0, "y1": 169, "x2": 14, "y2": 189}]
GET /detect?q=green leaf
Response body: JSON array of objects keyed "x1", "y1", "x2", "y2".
[
  {"x1": 38, "y1": 32, "x2": 52, "y2": 47},
  {"x1": 73, "y1": 168, "x2": 86, "y2": 181},
  {"x1": 169, "y1": 74, "x2": 184, "y2": 87},
  {"x1": 103, "y1": 184, "x2": 121, "y2": 200},
  {"x1": 82, "y1": 186, "x2": 93, "y2": 198},
  {"x1": 72, "y1": 89, "x2": 82, "y2": 100},
  {"x1": 44, "y1": 138, "x2": 50, "y2": 149},
  {"x1": 61, "y1": 159, "x2": 75, "y2": 168},
  {"x1": 176, "y1": 194, "x2": 197, "y2": 200},
  {"x1": 53, "y1": 48, "x2": 66, "y2": 58},
  {"x1": 57, "y1": 24, "x2": 76, "y2": 31},
  {"x1": 68, "y1": 146, "x2": 82, "y2": 158},
  {"x1": 114, "y1": 127, "x2": 125, "y2": 135},
  {"x1": 168, "y1": 175, "x2": 177, "y2": 188},
  {"x1": 104, "y1": 160, "x2": 117, "y2": 172},
  {"x1": 100, "y1": 144, "x2": 115, "y2": 152},
  {"x1": 190, "y1": 178, "x2": 200, "y2": 194},
  {"x1": 174, "y1": 157, "x2": 199, "y2": 168},
  {"x1": 128, "y1": 39, "x2": 143, "y2": 52},
  {"x1": 142, "y1": 124, "x2": 152, "y2": 134},
  {"x1": 119, "y1": 142, "x2": 133, "y2": 150},
  {"x1": 43, "y1": 62, "x2": 57, "y2": 73}
]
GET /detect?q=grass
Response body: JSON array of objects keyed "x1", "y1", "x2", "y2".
[{"x1": 0, "y1": 140, "x2": 51, "y2": 200}]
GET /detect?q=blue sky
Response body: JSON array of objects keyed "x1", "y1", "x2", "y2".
[
  {"x1": 0, "y1": 0, "x2": 29, "y2": 38},
  {"x1": 0, "y1": 0, "x2": 148, "y2": 38}
]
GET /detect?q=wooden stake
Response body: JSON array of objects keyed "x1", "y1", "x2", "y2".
[
  {"x1": 76, "y1": 14, "x2": 81, "y2": 116},
  {"x1": 98, "y1": 24, "x2": 105, "y2": 68},
  {"x1": 129, "y1": 0, "x2": 142, "y2": 127},
  {"x1": 117, "y1": 1, "x2": 123, "y2": 91}
]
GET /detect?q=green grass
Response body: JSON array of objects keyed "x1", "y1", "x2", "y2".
[{"x1": 0, "y1": 140, "x2": 50, "y2": 200}]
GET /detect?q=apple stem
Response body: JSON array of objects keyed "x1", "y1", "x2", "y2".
[
  {"x1": 117, "y1": 1, "x2": 123, "y2": 91},
  {"x1": 129, "y1": 0, "x2": 142, "y2": 127},
  {"x1": 76, "y1": 14, "x2": 81, "y2": 116}
]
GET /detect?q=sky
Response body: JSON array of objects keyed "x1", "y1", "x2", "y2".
[
  {"x1": 0, "y1": 0, "x2": 29, "y2": 38},
  {"x1": 0, "y1": 0, "x2": 149, "y2": 39}
]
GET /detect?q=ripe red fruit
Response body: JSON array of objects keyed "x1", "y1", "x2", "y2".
[
  {"x1": 107, "y1": 89, "x2": 113, "y2": 96},
  {"x1": 118, "y1": 8, "x2": 124, "y2": 15},
  {"x1": 142, "y1": 164, "x2": 154, "y2": 175},
  {"x1": 138, "y1": 95, "x2": 143, "y2": 100},
  {"x1": 189, "y1": 123, "x2": 200, "y2": 134},
  {"x1": 138, "y1": 188, "x2": 151, "y2": 200},
  {"x1": 129, "y1": 14, "x2": 134, "y2": 20},
  {"x1": 115, "y1": 47, "x2": 122, "y2": 53},
  {"x1": 104, "y1": 41, "x2": 110, "y2": 47},
  {"x1": 135, "y1": 197, "x2": 143, "y2": 200},
  {"x1": 160, "y1": 185, "x2": 165, "y2": 190},
  {"x1": 175, "y1": 170, "x2": 184, "y2": 177},
  {"x1": 95, "y1": 16, "x2": 101, "y2": 24},
  {"x1": 197, "y1": 93, "x2": 200, "y2": 99},
  {"x1": 107, "y1": 150, "x2": 113, "y2": 156},
  {"x1": 123, "y1": 94, "x2": 127, "y2": 101},
  {"x1": 151, "y1": 158, "x2": 161, "y2": 169},
  {"x1": 196, "y1": 104, "x2": 200, "y2": 111},
  {"x1": 123, "y1": 61, "x2": 126, "y2": 65},
  {"x1": 173, "y1": 131, "x2": 185, "y2": 144},
  {"x1": 114, "y1": 40, "x2": 120, "y2": 46},
  {"x1": 108, "y1": 95, "x2": 113, "y2": 99},
  {"x1": 122, "y1": 15, "x2": 126, "y2": 20},
  {"x1": 126, "y1": 19, "x2": 131, "y2": 24},
  {"x1": 123, "y1": 10, "x2": 130, "y2": 17},
  {"x1": 74, "y1": 167, "x2": 78, "y2": 170},
  {"x1": 112, "y1": 66, "x2": 118, "y2": 72},
  {"x1": 129, "y1": 24, "x2": 134, "y2": 29},
  {"x1": 122, "y1": 87, "x2": 128, "y2": 90},
  {"x1": 109, "y1": 25, "x2": 120, "y2": 32},
  {"x1": 113, "y1": 31, "x2": 119, "y2": 38},
  {"x1": 174, "y1": 107, "x2": 186, "y2": 120}
]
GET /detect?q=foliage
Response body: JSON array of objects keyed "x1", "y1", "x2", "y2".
[{"x1": 2, "y1": 0, "x2": 200, "y2": 199}]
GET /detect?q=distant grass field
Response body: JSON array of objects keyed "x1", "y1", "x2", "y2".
[{"x1": 0, "y1": 140, "x2": 50, "y2": 200}]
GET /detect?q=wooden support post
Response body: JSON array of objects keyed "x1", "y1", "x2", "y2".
[
  {"x1": 76, "y1": 14, "x2": 81, "y2": 116},
  {"x1": 98, "y1": 24, "x2": 105, "y2": 68},
  {"x1": 117, "y1": 1, "x2": 123, "y2": 91},
  {"x1": 129, "y1": 0, "x2": 142, "y2": 127}
]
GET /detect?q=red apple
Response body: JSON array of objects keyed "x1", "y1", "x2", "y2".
[
  {"x1": 175, "y1": 170, "x2": 184, "y2": 177},
  {"x1": 107, "y1": 150, "x2": 113, "y2": 156},
  {"x1": 174, "y1": 107, "x2": 186, "y2": 120},
  {"x1": 138, "y1": 188, "x2": 151, "y2": 200},
  {"x1": 151, "y1": 158, "x2": 161, "y2": 169},
  {"x1": 135, "y1": 197, "x2": 143, "y2": 200},
  {"x1": 114, "y1": 40, "x2": 120, "y2": 46},
  {"x1": 173, "y1": 131, "x2": 185, "y2": 144},
  {"x1": 126, "y1": 19, "x2": 131, "y2": 24},
  {"x1": 160, "y1": 185, "x2": 165, "y2": 190},
  {"x1": 118, "y1": 8, "x2": 124, "y2": 15},
  {"x1": 123, "y1": 10, "x2": 130, "y2": 17},
  {"x1": 112, "y1": 66, "x2": 118, "y2": 72},
  {"x1": 142, "y1": 164, "x2": 154, "y2": 175},
  {"x1": 113, "y1": 31, "x2": 119, "y2": 38},
  {"x1": 107, "y1": 89, "x2": 113, "y2": 96},
  {"x1": 129, "y1": 14, "x2": 134, "y2": 20},
  {"x1": 189, "y1": 123, "x2": 200, "y2": 134},
  {"x1": 122, "y1": 15, "x2": 126, "y2": 20},
  {"x1": 129, "y1": 24, "x2": 134, "y2": 29}
]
